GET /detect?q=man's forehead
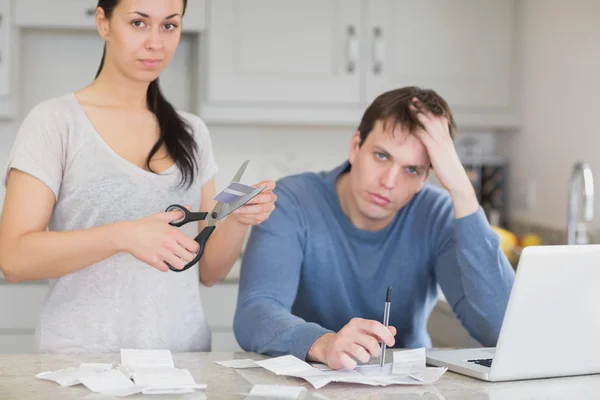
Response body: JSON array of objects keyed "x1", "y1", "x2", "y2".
[{"x1": 368, "y1": 121, "x2": 430, "y2": 165}]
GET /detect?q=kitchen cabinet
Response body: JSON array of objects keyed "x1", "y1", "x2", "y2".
[
  {"x1": 14, "y1": 0, "x2": 206, "y2": 33},
  {"x1": 0, "y1": 282, "x2": 49, "y2": 354},
  {"x1": 0, "y1": 264, "x2": 245, "y2": 354},
  {"x1": 199, "y1": 281, "x2": 242, "y2": 352},
  {"x1": 365, "y1": 0, "x2": 516, "y2": 113},
  {"x1": 201, "y1": 0, "x2": 520, "y2": 129},
  {"x1": 0, "y1": 0, "x2": 16, "y2": 118},
  {"x1": 203, "y1": 0, "x2": 363, "y2": 113}
]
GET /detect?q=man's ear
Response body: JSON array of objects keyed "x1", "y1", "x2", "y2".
[
  {"x1": 349, "y1": 131, "x2": 361, "y2": 165},
  {"x1": 96, "y1": 7, "x2": 110, "y2": 41}
]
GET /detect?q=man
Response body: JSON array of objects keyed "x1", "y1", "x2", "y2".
[{"x1": 233, "y1": 87, "x2": 515, "y2": 370}]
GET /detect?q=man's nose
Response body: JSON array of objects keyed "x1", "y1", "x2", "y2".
[{"x1": 380, "y1": 166, "x2": 399, "y2": 189}]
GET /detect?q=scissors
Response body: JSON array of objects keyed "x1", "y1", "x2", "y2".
[{"x1": 165, "y1": 160, "x2": 266, "y2": 272}]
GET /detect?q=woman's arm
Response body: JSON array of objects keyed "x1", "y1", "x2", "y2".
[
  {"x1": 0, "y1": 169, "x2": 199, "y2": 282},
  {"x1": 197, "y1": 178, "x2": 276, "y2": 286}
]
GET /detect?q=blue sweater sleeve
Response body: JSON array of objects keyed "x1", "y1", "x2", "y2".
[
  {"x1": 233, "y1": 183, "x2": 332, "y2": 360},
  {"x1": 433, "y1": 202, "x2": 516, "y2": 347}
]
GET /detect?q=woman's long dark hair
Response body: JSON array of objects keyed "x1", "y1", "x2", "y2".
[{"x1": 96, "y1": 0, "x2": 197, "y2": 189}]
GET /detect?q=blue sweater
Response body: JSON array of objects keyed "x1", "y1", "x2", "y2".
[{"x1": 234, "y1": 161, "x2": 515, "y2": 360}]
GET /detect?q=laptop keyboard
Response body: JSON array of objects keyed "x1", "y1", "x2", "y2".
[{"x1": 467, "y1": 358, "x2": 493, "y2": 368}]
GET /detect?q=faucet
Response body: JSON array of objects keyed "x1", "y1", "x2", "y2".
[{"x1": 567, "y1": 161, "x2": 594, "y2": 244}]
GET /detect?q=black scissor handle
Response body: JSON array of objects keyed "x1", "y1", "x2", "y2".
[
  {"x1": 169, "y1": 225, "x2": 216, "y2": 272},
  {"x1": 165, "y1": 204, "x2": 208, "y2": 227}
]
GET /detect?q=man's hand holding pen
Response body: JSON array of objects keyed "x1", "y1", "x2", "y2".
[{"x1": 307, "y1": 318, "x2": 397, "y2": 370}]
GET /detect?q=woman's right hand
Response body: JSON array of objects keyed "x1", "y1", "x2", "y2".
[{"x1": 122, "y1": 209, "x2": 200, "y2": 272}]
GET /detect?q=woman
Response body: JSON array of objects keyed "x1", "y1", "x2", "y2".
[{"x1": 0, "y1": 0, "x2": 276, "y2": 353}]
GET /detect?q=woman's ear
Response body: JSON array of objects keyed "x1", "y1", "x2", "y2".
[{"x1": 95, "y1": 7, "x2": 111, "y2": 41}]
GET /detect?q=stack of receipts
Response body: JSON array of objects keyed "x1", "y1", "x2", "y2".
[
  {"x1": 216, "y1": 348, "x2": 446, "y2": 390},
  {"x1": 36, "y1": 349, "x2": 206, "y2": 397}
]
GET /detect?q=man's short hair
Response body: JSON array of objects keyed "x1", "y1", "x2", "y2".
[{"x1": 357, "y1": 86, "x2": 457, "y2": 146}]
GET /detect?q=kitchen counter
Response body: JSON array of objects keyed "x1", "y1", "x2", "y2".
[{"x1": 2, "y1": 351, "x2": 600, "y2": 399}]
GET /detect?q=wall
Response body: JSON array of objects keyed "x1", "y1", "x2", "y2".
[{"x1": 506, "y1": 0, "x2": 600, "y2": 231}]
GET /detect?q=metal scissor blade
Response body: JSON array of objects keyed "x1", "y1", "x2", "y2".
[
  {"x1": 231, "y1": 160, "x2": 249, "y2": 183},
  {"x1": 219, "y1": 185, "x2": 266, "y2": 220}
]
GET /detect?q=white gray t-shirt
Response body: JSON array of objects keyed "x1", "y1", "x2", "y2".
[{"x1": 4, "y1": 92, "x2": 218, "y2": 353}]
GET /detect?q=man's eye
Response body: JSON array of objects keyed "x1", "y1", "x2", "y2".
[
  {"x1": 407, "y1": 167, "x2": 418, "y2": 175},
  {"x1": 376, "y1": 152, "x2": 387, "y2": 160}
]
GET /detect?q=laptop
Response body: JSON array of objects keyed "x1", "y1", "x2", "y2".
[{"x1": 426, "y1": 244, "x2": 600, "y2": 382}]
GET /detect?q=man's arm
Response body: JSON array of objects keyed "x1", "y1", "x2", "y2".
[
  {"x1": 408, "y1": 96, "x2": 515, "y2": 345},
  {"x1": 233, "y1": 183, "x2": 331, "y2": 360},
  {"x1": 434, "y1": 203, "x2": 515, "y2": 346}
]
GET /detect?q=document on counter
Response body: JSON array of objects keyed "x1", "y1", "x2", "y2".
[
  {"x1": 216, "y1": 348, "x2": 447, "y2": 389},
  {"x1": 78, "y1": 369, "x2": 148, "y2": 397},
  {"x1": 36, "y1": 363, "x2": 113, "y2": 387},
  {"x1": 36, "y1": 348, "x2": 207, "y2": 396},
  {"x1": 120, "y1": 348, "x2": 175, "y2": 370}
]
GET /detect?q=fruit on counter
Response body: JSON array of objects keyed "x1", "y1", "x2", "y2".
[{"x1": 521, "y1": 233, "x2": 543, "y2": 247}]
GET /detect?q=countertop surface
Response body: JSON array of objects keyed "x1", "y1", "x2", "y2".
[{"x1": 2, "y1": 351, "x2": 600, "y2": 399}]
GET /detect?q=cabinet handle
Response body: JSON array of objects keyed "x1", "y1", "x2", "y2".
[
  {"x1": 345, "y1": 25, "x2": 358, "y2": 74},
  {"x1": 372, "y1": 26, "x2": 384, "y2": 75},
  {"x1": 85, "y1": 8, "x2": 96, "y2": 17}
]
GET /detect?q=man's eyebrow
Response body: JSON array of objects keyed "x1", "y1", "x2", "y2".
[
  {"x1": 372, "y1": 146, "x2": 393, "y2": 160},
  {"x1": 128, "y1": 11, "x2": 181, "y2": 19},
  {"x1": 406, "y1": 164, "x2": 429, "y2": 170}
]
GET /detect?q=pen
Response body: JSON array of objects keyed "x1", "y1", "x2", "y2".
[{"x1": 380, "y1": 286, "x2": 392, "y2": 371}]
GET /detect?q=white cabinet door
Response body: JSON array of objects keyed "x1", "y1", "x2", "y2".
[
  {"x1": 365, "y1": 0, "x2": 516, "y2": 113},
  {"x1": 14, "y1": 0, "x2": 206, "y2": 32},
  {"x1": 204, "y1": 0, "x2": 362, "y2": 106},
  {"x1": 0, "y1": 0, "x2": 10, "y2": 98}
]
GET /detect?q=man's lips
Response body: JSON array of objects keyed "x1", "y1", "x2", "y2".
[{"x1": 368, "y1": 192, "x2": 391, "y2": 206}]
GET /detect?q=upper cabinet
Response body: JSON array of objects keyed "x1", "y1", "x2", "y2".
[
  {"x1": 0, "y1": 0, "x2": 15, "y2": 119},
  {"x1": 203, "y1": 0, "x2": 363, "y2": 122},
  {"x1": 14, "y1": 0, "x2": 206, "y2": 32},
  {"x1": 201, "y1": 0, "x2": 520, "y2": 129},
  {"x1": 365, "y1": 0, "x2": 515, "y2": 115}
]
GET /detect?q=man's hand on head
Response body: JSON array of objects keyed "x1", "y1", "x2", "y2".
[
  {"x1": 409, "y1": 97, "x2": 480, "y2": 218},
  {"x1": 306, "y1": 318, "x2": 397, "y2": 370}
]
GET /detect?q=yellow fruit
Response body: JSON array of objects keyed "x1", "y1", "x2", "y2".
[
  {"x1": 521, "y1": 233, "x2": 543, "y2": 247},
  {"x1": 491, "y1": 226, "x2": 518, "y2": 257}
]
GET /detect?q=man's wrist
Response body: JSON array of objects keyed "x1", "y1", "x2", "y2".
[
  {"x1": 307, "y1": 332, "x2": 334, "y2": 363},
  {"x1": 449, "y1": 181, "x2": 480, "y2": 219}
]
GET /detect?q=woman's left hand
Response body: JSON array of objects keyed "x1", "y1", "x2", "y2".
[{"x1": 230, "y1": 180, "x2": 277, "y2": 226}]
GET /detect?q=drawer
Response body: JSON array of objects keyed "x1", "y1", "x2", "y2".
[
  {"x1": 200, "y1": 282, "x2": 238, "y2": 329},
  {"x1": 14, "y1": 0, "x2": 206, "y2": 32},
  {"x1": 211, "y1": 330, "x2": 242, "y2": 352},
  {"x1": 0, "y1": 330, "x2": 36, "y2": 354},
  {"x1": 0, "y1": 283, "x2": 49, "y2": 330}
]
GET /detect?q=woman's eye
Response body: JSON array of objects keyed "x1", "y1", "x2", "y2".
[
  {"x1": 164, "y1": 23, "x2": 178, "y2": 31},
  {"x1": 132, "y1": 20, "x2": 146, "y2": 28}
]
